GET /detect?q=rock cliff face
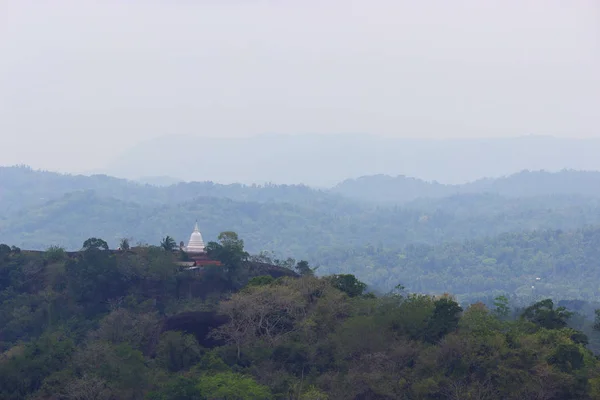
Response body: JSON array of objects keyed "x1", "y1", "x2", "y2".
[
  {"x1": 163, "y1": 311, "x2": 229, "y2": 348},
  {"x1": 244, "y1": 261, "x2": 299, "y2": 279}
]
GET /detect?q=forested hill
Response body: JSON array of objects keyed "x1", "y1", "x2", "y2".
[
  {"x1": 333, "y1": 170, "x2": 600, "y2": 204},
  {"x1": 6, "y1": 166, "x2": 600, "y2": 213},
  {"x1": 3, "y1": 189, "x2": 600, "y2": 257},
  {"x1": 3, "y1": 235, "x2": 600, "y2": 399},
  {"x1": 0, "y1": 166, "x2": 347, "y2": 213}
]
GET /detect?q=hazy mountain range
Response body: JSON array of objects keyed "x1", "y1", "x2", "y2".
[
  {"x1": 333, "y1": 169, "x2": 600, "y2": 204},
  {"x1": 95, "y1": 134, "x2": 600, "y2": 186},
  {"x1": 4, "y1": 165, "x2": 600, "y2": 297},
  {"x1": 3, "y1": 165, "x2": 600, "y2": 251}
]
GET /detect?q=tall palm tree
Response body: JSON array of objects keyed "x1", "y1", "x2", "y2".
[{"x1": 160, "y1": 235, "x2": 177, "y2": 252}]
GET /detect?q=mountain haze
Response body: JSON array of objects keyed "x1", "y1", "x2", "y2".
[
  {"x1": 334, "y1": 170, "x2": 600, "y2": 204},
  {"x1": 100, "y1": 135, "x2": 600, "y2": 186},
  {"x1": 4, "y1": 166, "x2": 600, "y2": 299}
]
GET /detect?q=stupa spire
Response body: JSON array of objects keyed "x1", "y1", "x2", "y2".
[{"x1": 186, "y1": 221, "x2": 205, "y2": 253}]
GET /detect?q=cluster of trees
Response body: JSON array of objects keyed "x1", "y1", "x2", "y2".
[{"x1": 3, "y1": 233, "x2": 600, "y2": 399}]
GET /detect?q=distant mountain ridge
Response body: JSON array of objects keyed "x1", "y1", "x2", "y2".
[
  {"x1": 100, "y1": 134, "x2": 600, "y2": 186},
  {"x1": 5, "y1": 165, "x2": 600, "y2": 210},
  {"x1": 0, "y1": 165, "x2": 351, "y2": 213},
  {"x1": 333, "y1": 169, "x2": 600, "y2": 204}
]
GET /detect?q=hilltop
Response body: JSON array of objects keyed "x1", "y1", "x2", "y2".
[
  {"x1": 333, "y1": 169, "x2": 600, "y2": 204},
  {"x1": 0, "y1": 165, "x2": 345, "y2": 213}
]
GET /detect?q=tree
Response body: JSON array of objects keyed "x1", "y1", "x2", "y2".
[
  {"x1": 206, "y1": 231, "x2": 249, "y2": 282},
  {"x1": 146, "y1": 376, "x2": 202, "y2": 400},
  {"x1": 249, "y1": 250, "x2": 275, "y2": 264},
  {"x1": 64, "y1": 374, "x2": 112, "y2": 400},
  {"x1": 82, "y1": 238, "x2": 109, "y2": 251},
  {"x1": 295, "y1": 260, "x2": 315, "y2": 276},
  {"x1": 196, "y1": 372, "x2": 272, "y2": 400},
  {"x1": 72, "y1": 342, "x2": 148, "y2": 397},
  {"x1": 0, "y1": 243, "x2": 11, "y2": 257},
  {"x1": 45, "y1": 245, "x2": 66, "y2": 263},
  {"x1": 492, "y1": 295, "x2": 510, "y2": 319},
  {"x1": 246, "y1": 275, "x2": 274, "y2": 287},
  {"x1": 212, "y1": 284, "x2": 306, "y2": 358},
  {"x1": 66, "y1": 247, "x2": 125, "y2": 315},
  {"x1": 160, "y1": 236, "x2": 177, "y2": 252},
  {"x1": 424, "y1": 296, "x2": 463, "y2": 343},
  {"x1": 300, "y1": 386, "x2": 329, "y2": 400},
  {"x1": 593, "y1": 309, "x2": 600, "y2": 332},
  {"x1": 91, "y1": 309, "x2": 160, "y2": 355},
  {"x1": 118, "y1": 238, "x2": 130, "y2": 251},
  {"x1": 521, "y1": 299, "x2": 572, "y2": 330},
  {"x1": 155, "y1": 331, "x2": 202, "y2": 372},
  {"x1": 274, "y1": 257, "x2": 296, "y2": 270},
  {"x1": 327, "y1": 274, "x2": 367, "y2": 297}
]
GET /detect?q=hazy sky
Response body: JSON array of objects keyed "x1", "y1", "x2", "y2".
[{"x1": 1, "y1": 0, "x2": 599, "y2": 173}]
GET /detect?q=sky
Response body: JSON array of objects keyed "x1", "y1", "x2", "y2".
[{"x1": 0, "y1": 0, "x2": 599, "y2": 174}]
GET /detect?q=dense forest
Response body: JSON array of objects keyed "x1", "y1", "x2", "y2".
[
  {"x1": 3, "y1": 233, "x2": 600, "y2": 399},
  {"x1": 314, "y1": 225, "x2": 600, "y2": 303}
]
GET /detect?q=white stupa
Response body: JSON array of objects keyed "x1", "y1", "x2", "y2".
[{"x1": 186, "y1": 221, "x2": 206, "y2": 253}]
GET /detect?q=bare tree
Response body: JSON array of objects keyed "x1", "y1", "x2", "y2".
[{"x1": 211, "y1": 284, "x2": 306, "y2": 358}]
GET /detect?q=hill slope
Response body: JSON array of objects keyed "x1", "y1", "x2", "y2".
[
  {"x1": 316, "y1": 225, "x2": 600, "y2": 303},
  {"x1": 3, "y1": 189, "x2": 600, "y2": 265},
  {"x1": 0, "y1": 165, "x2": 351, "y2": 213}
]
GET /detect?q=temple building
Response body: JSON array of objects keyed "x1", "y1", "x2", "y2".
[
  {"x1": 186, "y1": 222, "x2": 206, "y2": 253},
  {"x1": 178, "y1": 221, "x2": 222, "y2": 268}
]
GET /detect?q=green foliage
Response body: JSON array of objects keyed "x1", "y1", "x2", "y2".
[
  {"x1": 300, "y1": 385, "x2": 329, "y2": 400},
  {"x1": 155, "y1": 331, "x2": 202, "y2": 372},
  {"x1": 65, "y1": 249, "x2": 126, "y2": 315},
  {"x1": 493, "y1": 295, "x2": 511, "y2": 319},
  {"x1": 119, "y1": 237, "x2": 131, "y2": 250},
  {"x1": 549, "y1": 343, "x2": 585, "y2": 372},
  {"x1": 0, "y1": 330, "x2": 75, "y2": 400},
  {"x1": 179, "y1": 249, "x2": 190, "y2": 261},
  {"x1": 146, "y1": 376, "x2": 202, "y2": 400},
  {"x1": 82, "y1": 237, "x2": 109, "y2": 251},
  {"x1": 295, "y1": 260, "x2": 315, "y2": 276},
  {"x1": 45, "y1": 245, "x2": 66, "y2": 262},
  {"x1": 196, "y1": 372, "x2": 272, "y2": 400},
  {"x1": 207, "y1": 231, "x2": 249, "y2": 267},
  {"x1": 593, "y1": 309, "x2": 600, "y2": 331},
  {"x1": 521, "y1": 299, "x2": 573, "y2": 330},
  {"x1": 326, "y1": 274, "x2": 367, "y2": 297},
  {"x1": 247, "y1": 275, "x2": 275, "y2": 287},
  {"x1": 425, "y1": 296, "x2": 463, "y2": 343},
  {"x1": 0, "y1": 243, "x2": 11, "y2": 256},
  {"x1": 1, "y1": 232, "x2": 600, "y2": 399},
  {"x1": 160, "y1": 235, "x2": 177, "y2": 252}
]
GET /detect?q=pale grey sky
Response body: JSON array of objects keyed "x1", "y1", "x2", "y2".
[{"x1": 0, "y1": 0, "x2": 598, "y2": 174}]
